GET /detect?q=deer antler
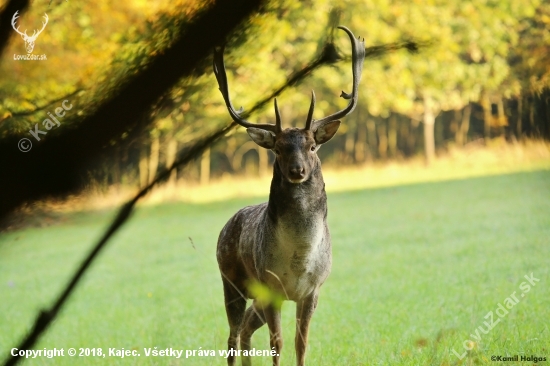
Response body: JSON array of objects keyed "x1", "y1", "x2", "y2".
[
  {"x1": 213, "y1": 46, "x2": 282, "y2": 134},
  {"x1": 11, "y1": 11, "x2": 48, "y2": 40},
  {"x1": 11, "y1": 11, "x2": 28, "y2": 37},
  {"x1": 30, "y1": 14, "x2": 49, "y2": 39},
  {"x1": 306, "y1": 26, "x2": 365, "y2": 131}
]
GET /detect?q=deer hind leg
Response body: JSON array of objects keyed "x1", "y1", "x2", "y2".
[
  {"x1": 222, "y1": 278, "x2": 247, "y2": 366},
  {"x1": 240, "y1": 300, "x2": 266, "y2": 366},
  {"x1": 295, "y1": 291, "x2": 319, "y2": 366},
  {"x1": 264, "y1": 304, "x2": 283, "y2": 366}
]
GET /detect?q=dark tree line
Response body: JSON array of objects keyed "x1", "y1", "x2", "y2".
[{"x1": 94, "y1": 91, "x2": 549, "y2": 189}]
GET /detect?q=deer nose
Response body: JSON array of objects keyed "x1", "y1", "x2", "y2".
[{"x1": 289, "y1": 165, "x2": 305, "y2": 179}]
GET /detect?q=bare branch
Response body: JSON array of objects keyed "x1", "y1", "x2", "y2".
[
  {"x1": 0, "y1": 0, "x2": 266, "y2": 219},
  {"x1": 3, "y1": 89, "x2": 82, "y2": 119}
]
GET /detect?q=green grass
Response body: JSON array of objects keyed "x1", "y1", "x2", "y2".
[{"x1": 1, "y1": 170, "x2": 549, "y2": 365}]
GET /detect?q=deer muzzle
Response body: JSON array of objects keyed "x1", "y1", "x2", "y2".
[{"x1": 288, "y1": 163, "x2": 306, "y2": 183}]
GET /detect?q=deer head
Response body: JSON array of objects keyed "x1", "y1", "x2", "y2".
[
  {"x1": 11, "y1": 11, "x2": 49, "y2": 54},
  {"x1": 214, "y1": 26, "x2": 365, "y2": 183}
]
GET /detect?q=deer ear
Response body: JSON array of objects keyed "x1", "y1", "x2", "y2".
[
  {"x1": 314, "y1": 120, "x2": 341, "y2": 144},
  {"x1": 247, "y1": 128, "x2": 276, "y2": 149}
]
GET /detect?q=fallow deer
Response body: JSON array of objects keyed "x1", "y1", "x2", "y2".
[{"x1": 214, "y1": 26, "x2": 365, "y2": 366}]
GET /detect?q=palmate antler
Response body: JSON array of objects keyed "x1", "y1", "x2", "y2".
[
  {"x1": 213, "y1": 25, "x2": 365, "y2": 133},
  {"x1": 213, "y1": 46, "x2": 282, "y2": 134},
  {"x1": 306, "y1": 26, "x2": 365, "y2": 131}
]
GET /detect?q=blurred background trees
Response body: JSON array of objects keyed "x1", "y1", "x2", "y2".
[{"x1": 1, "y1": 0, "x2": 548, "y2": 191}]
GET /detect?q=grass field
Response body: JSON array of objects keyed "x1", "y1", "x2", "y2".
[{"x1": 1, "y1": 169, "x2": 549, "y2": 365}]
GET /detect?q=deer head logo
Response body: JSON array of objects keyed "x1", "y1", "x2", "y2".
[{"x1": 11, "y1": 11, "x2": 48, "y2": 54}]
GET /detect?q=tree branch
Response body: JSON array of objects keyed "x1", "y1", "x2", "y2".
[
  {"x1": 0, "y1": 0, "x2": 266, "y2": 220},
  {"x1": 3, "y1": 89, "x2": 82, "y2": 118}
]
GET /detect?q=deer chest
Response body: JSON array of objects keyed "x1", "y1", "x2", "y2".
[{"x1": 257, "y1": 219, "x2": 331, "y2": 301}]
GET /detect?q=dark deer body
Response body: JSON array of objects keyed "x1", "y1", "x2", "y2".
[{"x1": 215, "y1": 27, "x2": 365, "y2": 366}]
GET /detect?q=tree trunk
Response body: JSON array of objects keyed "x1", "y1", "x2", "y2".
[
  {"x1": 399, "y1": 117, "x2": 409, "y2": 155},
  {"x1": 377, "y1": 118, "x2": 388, "y2": 160},
  {"x1": 423, "y1": 97, "x2": 436, "y2": 165},
  {"x1": 355, "y1": 122, "x2": 367, "y2": 163},
  {"x1": 456, "y1": 103, "x2": 471, "y2": 146},
  {"x1": 148, "y1": 135, "x2": 160, "y2": 184},
  {"x1": 450, "y1": 109, "x2": 460, "y2": 142},
  {"x1": 481, "y1": 94, "x2": 492, "y2": 140},
  {"x1": 517, "y1": 97, "x2": 522, "y2": 139},
  {"x1": 529, "y1": 98, "x2": 535, "y2": 137},
  {"x1": 224, "y1": 136, "x2": 238, "y2": 172},
  {"x1": 366, "y1": 116, "x2": 377, "y2": 161},
  {"x1": 200, "y1": 147, "x2": 210, "y2": 185},
  {"x1": 112, "y1": 148, "x2": 120, "y2": 187},
  {"x1": 388, "y1": 114, "x2": 397, "y2": 158},
  {"x1": 344, "y1": 126, "x2": 355, "y2": 163},
  {"x1": 408, "y1": 117, "x2": 420, "y2": 155},
  {"x1": 139, "y1": 145, "x2": 148, "y2": 188},
  {"x1": 497, "y1": 97, "x2": 506, "y2": 137},
  {"x1": 165, "y1": 138, "x2": 178, "y2": 187}
]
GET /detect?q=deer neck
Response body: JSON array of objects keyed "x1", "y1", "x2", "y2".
[{"x1": 267, "y1": 159, "x2": 327, "y2": 240}]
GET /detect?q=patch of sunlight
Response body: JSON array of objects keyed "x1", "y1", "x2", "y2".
[
  {"x1": 323, "y1": 140, "x2": 550, "y2": 194},
  {"x1": 146, "y1": 138, "x2": 550, "y2": 204},
  {"x1": 30, "y1": 139, "x2": 550, "y2": 212}
]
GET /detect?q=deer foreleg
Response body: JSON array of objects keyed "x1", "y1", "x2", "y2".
[
  {"x1": 295, "y1": 292, "x2": 319, "y2": 366},
  {"x1": 222, "y1": 278, "x2": 246, "y2": 366},
  {"x1": 264, "y1": 305, "x2": 283, "y2": 366},
  {"x1": 240, "y1": 300, "x2": 266, "y2": 366}
]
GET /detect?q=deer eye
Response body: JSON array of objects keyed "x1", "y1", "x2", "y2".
[{"x1": 310, "y1": 145, "x2": 316, "y2": 152}]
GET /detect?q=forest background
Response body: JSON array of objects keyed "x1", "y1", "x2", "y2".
[{"x1": 1, "y1": 0, "x2": 548, "y2": 201}]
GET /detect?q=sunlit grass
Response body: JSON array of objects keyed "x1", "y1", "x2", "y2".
[
  {"x1": 31, "y1": 138, "x2": 550, "y2": 213},
  {"x1": 143, "y1": 138, "x2": 550, "y2": 206},
  {"x1": 1, "y1": 169, "x2": 548, "y2": 365}
]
